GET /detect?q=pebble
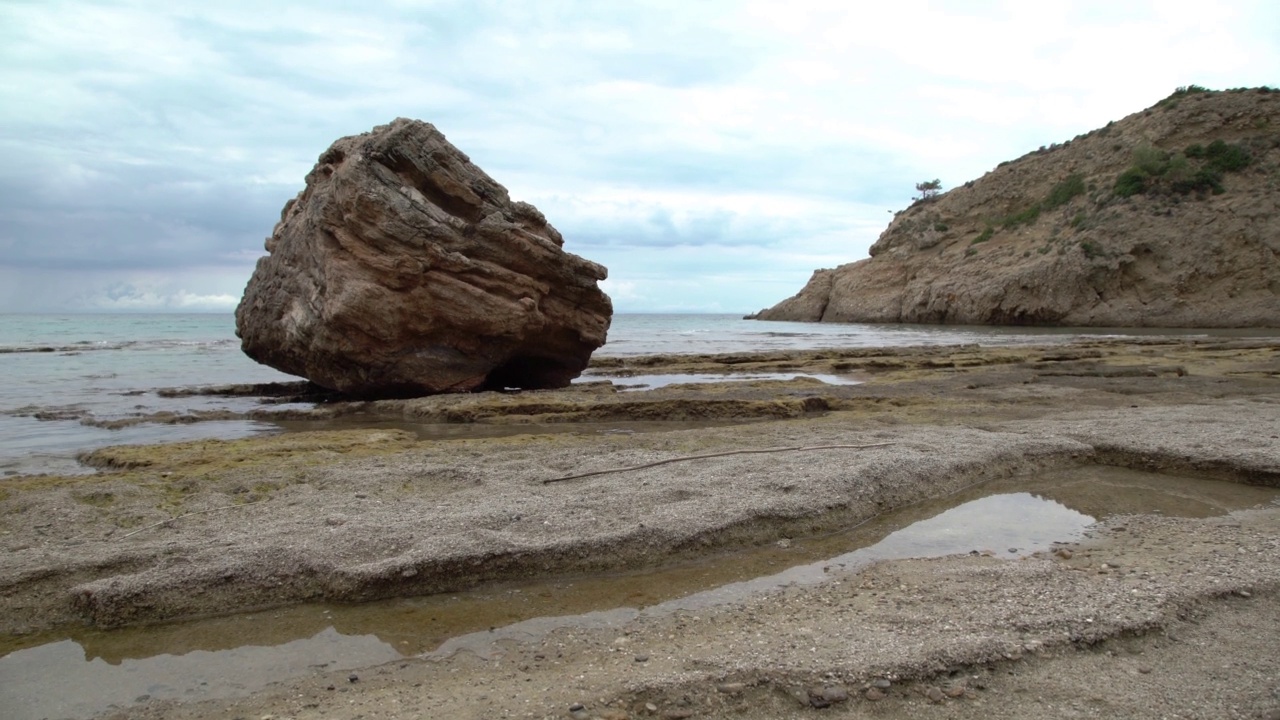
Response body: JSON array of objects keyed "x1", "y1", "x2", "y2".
[
  {"x1": 1055, "y1": 548, "x2": 1074, "y2": 559},
  {"x1": 635, "y1": 654, "x2": 649, "y2": 662},
  {"x1": 348, "y1": 673, "x2": 359, "y2": 683},
  {"x1": 926, "y1": 686, "x2": 946, "y2": 703},
  {"x1": 872, "y1": 678, "x2": 892, "y2": 689},
  {"x1": 945, "y1": 685, "x2": 967, "y2": 698},
  {"x1": 819, "y1": 686, "x2": 849, "y2": 703},
  {"x1": 716, "y1": 682, "x2": 746, "y2": 694},
  {"x1": 865, "y1": 687, "x2": 887, "y2": 701}
]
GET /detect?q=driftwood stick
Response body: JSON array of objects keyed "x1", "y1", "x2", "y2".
[
  {"x1": 118, "y1": 500, "x2": 265, "y2": 540},
  {"x1": 542, "y1": 442, "x2": 897, "y2": 484}
]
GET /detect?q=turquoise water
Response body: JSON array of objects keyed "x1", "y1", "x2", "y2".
[
  {"x1": 0, "y1": 314, "x2": 299, "y2": 476},
  {"x1": 0, "y1": 313, "x2": 1268, "y2": 476}
]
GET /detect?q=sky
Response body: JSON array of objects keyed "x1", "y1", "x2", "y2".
[{"x1": 1, "y1": 1, "x2": 1277, "y2": 314}]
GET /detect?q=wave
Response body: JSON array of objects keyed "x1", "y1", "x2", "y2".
[{"x1": 0, "y1": 338, "x2": 238, "y2": 355}]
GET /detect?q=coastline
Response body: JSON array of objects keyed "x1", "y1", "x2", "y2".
[{"x1": 3, "y1": 337, "x2": 1280, "y2": 719}]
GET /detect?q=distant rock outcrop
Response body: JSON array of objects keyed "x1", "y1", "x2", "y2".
[
  {"x1": 756, "y1": 88, "x2": 1280, "y2": 327},
  {"x1": 236, "y1": 119, "x2": 612, "y2": 396}
]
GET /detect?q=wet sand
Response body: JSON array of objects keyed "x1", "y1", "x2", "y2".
[{"x1": 2, "y1": 337, "x2": 1279, "y2": 719}]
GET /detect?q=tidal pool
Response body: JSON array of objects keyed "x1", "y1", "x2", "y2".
[
  {"x1": 1, "y1": 465, "x2": 1276, "y2": 720},
  {"x1": 584, "y1": 372, "x2": 862, "y2": 391}
]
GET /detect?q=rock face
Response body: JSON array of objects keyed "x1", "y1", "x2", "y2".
[
  {"x1": 236, "y1": 119, "x2": 612, "y2": 396},
  {"x1": 756, "y1": 88, "x2": 1280, "y2": 327}
]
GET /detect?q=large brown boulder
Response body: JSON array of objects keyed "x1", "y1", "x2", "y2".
[
  {"x1": 756, "y1": 88, "x2": 1280, "y2": 328},
  {"x1": 236, "y1": 119, "x2": 612, "y2": 396}
]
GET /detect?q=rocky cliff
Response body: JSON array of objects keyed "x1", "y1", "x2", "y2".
[
  {"x1": 236, "y1": 119, "x2": 612, "y2": 396},
  {"x1": 756, "y1": 88, "x2": 1280, "y2": 327}
]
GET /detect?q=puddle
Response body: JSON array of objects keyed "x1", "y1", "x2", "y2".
[
  {"x1": 579, "y1": 372, "x2": 862, "y2": 391},
  {"x1": 2, "y1": 465, "x2": 1276, "y2": 719}
]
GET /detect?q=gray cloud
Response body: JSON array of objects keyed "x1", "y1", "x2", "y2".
[{"x1": 1, "y1": 0, "x2": 1277, "y2": 312}]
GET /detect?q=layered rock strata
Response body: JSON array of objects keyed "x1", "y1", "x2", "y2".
[{"x1": 237, "y1": 119, "x2": 612, "y2": 395}]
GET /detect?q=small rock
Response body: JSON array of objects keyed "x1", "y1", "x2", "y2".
[
  {"x1": 872, "y1": 678, "x2": 892, "y2": 690},
  {"x1": 945, "y1": 685, "x2": 967, "y2": 698},
  {"x1": 645, "y1": 702, "x2": 658, "y2": 713},
  {"x1": 1138, "y1": 666, "x2": 1153, "y2": 674},
  {"x1": 348, "y1": 673, "x2": 359, "y2": 683},
  {"x1": 635, "y1": 654, "x2": 650, "y2": 663},
  {"x1": 662, "y1": 710, "x2": 694, "y2": 720},
  {"x1": 865, "y1": 687, "x2": 887, "y2": 701},
  {"x1": 776, "y1": 538, "x2": 792, "y2": 549},
  {"x1": 716, "y1": 682, "x2": 746, "y2": 695},
  {"x1": 926, "y1": 686, "x2": 945, "y2": 703},
  {"x1": 569, "y1": 703, "x2": 586, "y2": 712},
  {"x1": 1236, "y1": 589, "x2": 1253, "y2": 598},
  {"x1": 1055, "y1": 548, "x2": 1073, "y2": 560},
  {"x1": 820, "y1": 686, "x2": 850, "y2": 703}
]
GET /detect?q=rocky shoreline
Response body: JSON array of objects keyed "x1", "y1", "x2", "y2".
[{"x1": 3, "y1": 337, "x2": 1280, "y2": 718}]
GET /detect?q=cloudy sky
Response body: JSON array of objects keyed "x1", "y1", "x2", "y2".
[{"x1": 1, "y1": 1, "x2": 1277, "y2": 314}]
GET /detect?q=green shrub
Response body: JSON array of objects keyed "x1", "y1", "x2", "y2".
[
  {"x1": 933, "y1": 222, "x2": 949, "y2": 232},
  {"x1": 1185, "y1": 143, "x2": 1206, "y2": 158},
  {"x1": 1114, "y1": 168, "x2": 1148, "y2": 197},
  {"x1": 1080, "y1": 241, "x2": 1103, "y2": 259},
  {"x1": 1001, "y1": 204, "x2": 1042, "y2": 229},
  {"x1": 972, "y1": 227, "x2": 994, "y2": 244},
  {"x1": 1170, "y1": 168, "x2": 1224, "y2": 195},
  {"x1": 1044, "y1": 174, "x2": 1086, "y2": 209},
  {"x1": 1132, "y1": 144, "x2": 1170, "y2": 175},
  {"x1": 1204, "y1": 139, "x2": 1250, "y2": 172}
]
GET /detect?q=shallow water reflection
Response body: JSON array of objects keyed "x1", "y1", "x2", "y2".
[
  {"x1": 1, "y1": 465, "x2": 1276, "y2": 719},
  {"x1": 579, "y1": 372, "x2": 863, "y2": 391}
]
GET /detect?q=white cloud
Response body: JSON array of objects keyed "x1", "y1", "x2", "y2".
[{"x1": 1, "y1": 0, "x2": 1277, "y2": 313}]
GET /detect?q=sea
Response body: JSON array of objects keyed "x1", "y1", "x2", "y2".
[{"x1": 0, "y1": 312, "x2": 1267, "y2": 477}]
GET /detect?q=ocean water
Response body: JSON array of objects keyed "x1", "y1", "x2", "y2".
[{"x1": 0, "y1": 312, "x2": 1262, "y2": 477}]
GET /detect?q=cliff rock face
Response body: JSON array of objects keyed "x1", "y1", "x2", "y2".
[
  {"x1": 236, "y1": 119, "x2": 612, "y2": 396},
  {"x1": 757, "y1": 89, "x2": 1280, "y2": 327}
]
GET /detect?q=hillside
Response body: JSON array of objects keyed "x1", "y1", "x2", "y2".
[{"x1": 755, "y1": 87, "x2": 1280, "y2": 327}]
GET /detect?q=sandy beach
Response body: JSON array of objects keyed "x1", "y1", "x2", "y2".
[{"x1": 3, "y1": 337, "x2": 1279, "y2": 719}]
